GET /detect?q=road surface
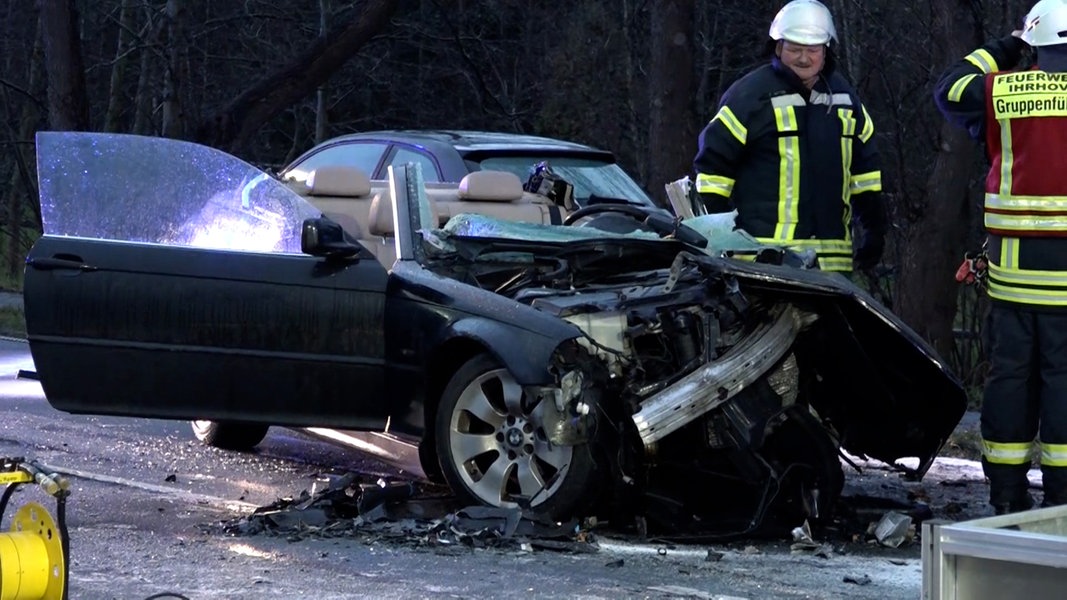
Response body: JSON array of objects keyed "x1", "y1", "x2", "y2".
[{"x1": 0, "y1": 337, "x2": 989, "y2": 599}]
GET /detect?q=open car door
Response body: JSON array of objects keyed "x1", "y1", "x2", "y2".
[{"x1": 26, "y1": 132, "x2": 391, "y2": 429}]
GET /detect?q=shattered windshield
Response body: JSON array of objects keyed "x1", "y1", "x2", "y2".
[
  {"x1": 424, "y1": 211, "x2": 770, "y2": 258},
  {"x1": 36, "y1": 132, "x2": 320, "y2": 254},
  {"x1": 478, "y1": 156, "x2": 653, "y2": 206}
]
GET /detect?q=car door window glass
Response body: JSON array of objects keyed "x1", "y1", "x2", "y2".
[
  {"x1": 388, "y1": 148, "x2": 440, "y2": 183},
  {"x1": 284, "y1": 142, "x2": 388, "y2": 183},
  {"x1": 37, "y1": 132, "x2": 321, "y2": 254}
]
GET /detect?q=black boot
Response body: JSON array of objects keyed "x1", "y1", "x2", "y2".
[{"x1": 992, "y1": 493, "x2": 1034, "y2": 515}]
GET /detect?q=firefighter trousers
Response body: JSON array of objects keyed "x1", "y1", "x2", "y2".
[{"x1": 981, "y1": 304, "x2": 1067, "y2": 507}]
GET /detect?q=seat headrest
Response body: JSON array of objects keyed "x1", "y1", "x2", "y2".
[
  {"x1": 458, "y1": 170, "x2": 524, "y2": 202},
  {"x1": 368, "y1": 193, "x2": 394, "y2": 236},
  {"x1": 307, "y1": 166, "x2": 372, "y2": 197}
]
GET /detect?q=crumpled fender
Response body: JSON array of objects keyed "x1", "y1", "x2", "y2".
[{"x1": 710, "y1": 256, "x2": 968, "y2": 476}]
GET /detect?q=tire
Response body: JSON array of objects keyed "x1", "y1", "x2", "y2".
[
  {"x1": 190, "y1": 420, "x2": 269, "y2": 451},
  {"x1": 434, "y1": 353, "x2": 598, "y2": 520}
]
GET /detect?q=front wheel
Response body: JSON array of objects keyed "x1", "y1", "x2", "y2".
[
  {"x1": 434, "y1": 353, "x2": 599, "y2": 520},
  {"x1": 190, "y1": 420, "x2": 269, "y2": 451}
]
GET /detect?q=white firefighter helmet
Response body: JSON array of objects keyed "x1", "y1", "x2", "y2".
[
  {"x1": 769, "y1": 0, "x2": 838, "y2": 46},
  {"x1": 1022, "y1": 0, "x2": 1067, "y2": 46}
]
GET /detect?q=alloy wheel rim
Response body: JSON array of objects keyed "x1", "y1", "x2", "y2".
[{"x1": 448, "y1": 368, "x2": 572, "y2": 507}]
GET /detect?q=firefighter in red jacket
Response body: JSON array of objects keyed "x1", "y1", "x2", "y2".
[
  {"x1": 692, "y1": 0, "x2": 885, "y2": 272},
  {"x1": 935, "y1": 0, "x2": 1067, "y2": 514}
]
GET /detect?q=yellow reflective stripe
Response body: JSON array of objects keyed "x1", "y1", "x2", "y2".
[
  {"x1": 986, "y1": 193, "x2": 1067, "y2": 211},
  {"x1": 850, "y1": 171, "x2": 882, "y2": 194},
  {"x1": 859, "y1": 105, "x2": 875, "y2": 143},
  {"x1": 988, "y1": 260, "x2": 1067, "y2": 305},
  {"x1": 1001, "y1": 237, "x2": 1019, "y2": 270},
  {"x1": 776, "y1": 238, "x2": 853, "y2": 253},
  {"x1": 838, "y1": 109, "x2": 856, "y2": 212},
  {"x1": 965, "y1": 49, "x2": 998, "y2": 74},
  {"x1": 837, "y1": 108, "x2": 856, "y2": 137},
  {"x1": 1000, "y1": 119, "x2": 1013, "y2": 196},
  {"x1": 774, "y1": 106, "x2": 799, "y2": 240},
  {"x1": 982, "y1": 440, "x2": 1033, "y2": 465},
  {"x1": 712, "y1": 106, "x2": 748, "y2": 145},
  {"x1": 989, "y1": 285, "x2": 1067, "y2": 306},
  {"x1": 757, "y1": 237, "x2": 852, "y2": 271},
  {"x1": 988, "y1": 262, "x2": 1067, "y2": 287},
  {"x1": 816, "y1": 256, "x2": 853, "y2": 272},
  {"x1": 948, "y1": 74, "x2": 980, "y2": 103},
  {"x1": 985, "y1": 213, "x2": 1067, "y2": 233},
  {"x1": 695, "y1": 173, "x2": 735, "y2": 197},
  {"x1": 726, "y1": 251, "x2": 758, "y2": 262},
  {"x1": 1042, "y1": 443, "x2": 1067, "y2": 467}
]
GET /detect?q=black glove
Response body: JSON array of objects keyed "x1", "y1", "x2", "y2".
[
  {"x1": 852, "y1": 193, "x2": 886, "y2": 271},
  {"x1": 853, "y1": 230, "x2": 884, "y2": 272}
]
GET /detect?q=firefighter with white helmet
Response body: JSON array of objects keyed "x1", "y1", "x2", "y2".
[
  {"x1": 692, "y1": 0, "x2": 885, "y2": 272},
  {"x1": 935, "y1": 0, "x2": 1067, "y2": 514}
]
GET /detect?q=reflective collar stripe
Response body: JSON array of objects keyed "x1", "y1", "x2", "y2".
[
  {"x1": 985, "y1": 213, "x2": 1067, "y2": 233},
  {"x1": 850, "y1": 171, "x2": 882, "y2": 194},
  {"x1": 1042, "y1": 443, "x2": 1067, "y2": 467},
  {"x1": 771, "y1": 94, "x2": 806, "y2": 108},
  {"x1": 859, "y1": 105, "x2": 875, "y2": 143},
  {"x1": 695, "y1": 173, "x2": 735, "y2": 197},
  {"x1": 809, "y1": 91, "x2": 853, "y2": 106},
  {"x1": 712, "y1": 106, "x2": 747, "y2": 145},
  {"x1": 966, "y1": 49, "x2": 998, "y2": 74},
  {"x1": 999, "y1": 119, "x2": 1014, "y2": 196},
  {"x1": 773, "y1": 105, "x2": 800, "y2": 240},
  {"x1": 948, "y1": 74, "x2": 980, "y2": 103},
  {"x1": 982, "y1": 440, "x2": 1033, "y2": 465},
  {"x1": 986, "y1": 193, "x2": 1067, "y2": 211}
]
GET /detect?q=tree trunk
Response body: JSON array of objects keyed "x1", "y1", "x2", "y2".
[
  {"x1": 895, "y1": 1, "x2": 982, "y2": 359},
  {"x1": 103, "y1": 0, "x2": 136, "y2": 133},
  {"x1": 132, "y1": 7, "x2": 158, "y2": 136},
  {"x1": 315, "y1": 0, "x2": 330, "y2": 145},
  {"x1": 37, "y1": 0, "x2": 90, "y2": 131},
  {"x1": 3, "y1": 25, "x2": 44, "y2": 275},
  {"x1": 160, "y1": 0, "x2": 186, "y2": 138},
  {"x1": 648, "y1": 0, "x2": 698, "y2": 207},
  {"x1": 197, "y1": 0, "x2": 399, "y2": 154}
]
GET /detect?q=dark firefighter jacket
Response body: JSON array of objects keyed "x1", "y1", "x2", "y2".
[
  {"x1": 935, "y1": 36, "x2": 1067, "y2": 308},
  {"x1": 693, "y1": 58, "x2": 883, "y2": 272}
]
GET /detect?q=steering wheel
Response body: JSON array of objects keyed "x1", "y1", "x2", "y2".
[{"x1": 562, "y1": 203, "x2": 654, "y2": 226}]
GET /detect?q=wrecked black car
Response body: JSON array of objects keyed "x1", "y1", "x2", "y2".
[{"x1": 26, "y1": 132, "x2": 966, "y2": 532}]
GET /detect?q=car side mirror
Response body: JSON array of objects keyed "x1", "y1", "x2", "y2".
[{"x1": 301, "y1": 217, "x2": 361, "y2": 259}]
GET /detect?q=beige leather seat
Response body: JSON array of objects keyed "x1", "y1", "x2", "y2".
[
  {"x1": 366, "y1": 190, "x2": 398, "y2": 267},
  {"x1": 303, "y1": 166, "x2": 374, "y2": 239},
  {"x1": 434, "y1": 170, "x2": 563, "y2": 225}
]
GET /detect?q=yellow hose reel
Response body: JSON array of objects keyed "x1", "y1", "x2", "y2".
[{"x1": 0, "y1": 461, "x2": 69, "y2": 600}]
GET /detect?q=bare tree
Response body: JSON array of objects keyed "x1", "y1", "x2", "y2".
[
  {"x1": 894, "y1": 0, "x2": 983, "y2": 358},
  {"x1": 160, "y1": 0, "x2": 187, "y2": 138},
  {"x1": 648, "y1": 0, "x2": 698, "y2": 205},
  {"x1": 38, "y1": 0, "x2": 90, "y2": 130},
  {"x1": 103, "y1": 0, "x2": 136, "y2": 132},
  {"x1": 196, "y1": 0, "x2": 399, "y2": 153}
]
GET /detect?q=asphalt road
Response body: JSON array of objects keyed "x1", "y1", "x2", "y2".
[{"x1": 0, "y1": 338, "x2": 964, "y2": 599}]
